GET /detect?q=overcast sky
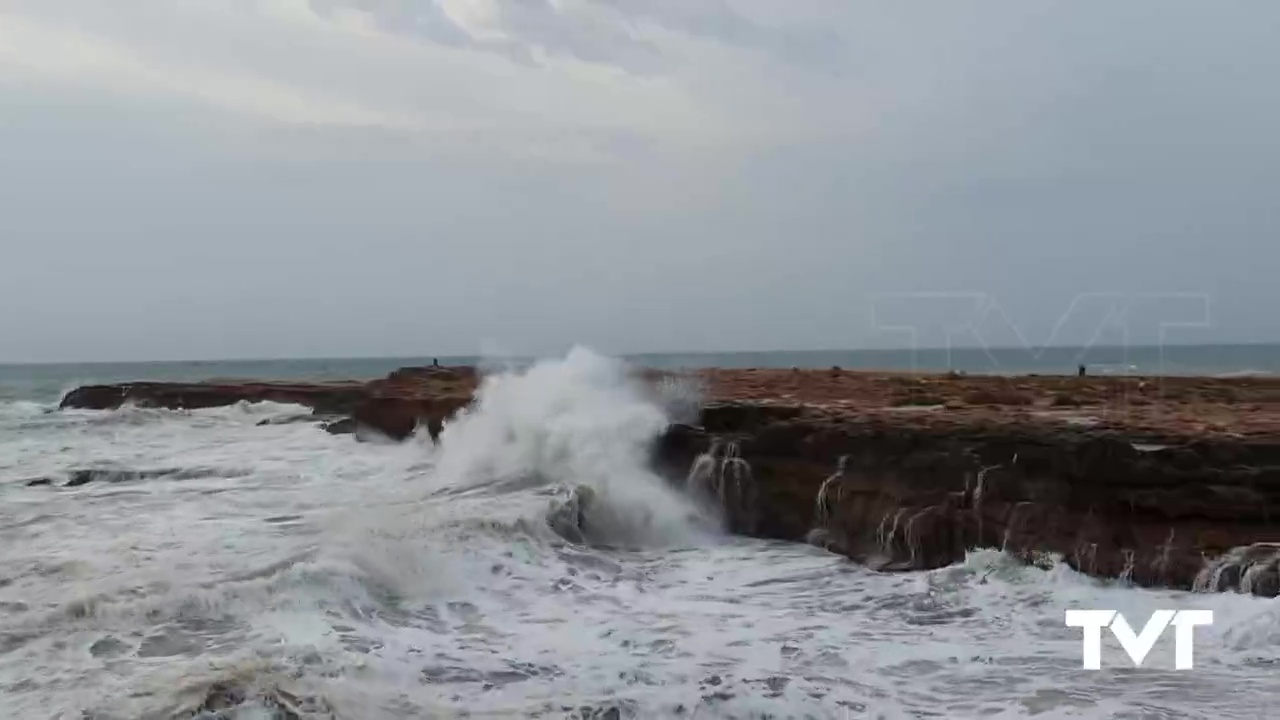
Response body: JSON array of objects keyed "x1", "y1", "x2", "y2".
[{"x1": 2, "y1": 1, "x2": 1277, "y2": 362}]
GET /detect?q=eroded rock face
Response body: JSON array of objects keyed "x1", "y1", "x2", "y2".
[
  {"x1": 59, "y1": 381, "x2": 368, "y2": 415},
  {"x1": 351, "y1": 366, "x2": 477, "y2": 440},
  {"x1": 655, "y1": 404, "x2": 1280, "y2": 596},
  {"x1": 58, "y1": 367, "x2": 479, "y2": 441},
  {"x1": 59, "y1": 367, "x2": 1280, "y2": 594}
]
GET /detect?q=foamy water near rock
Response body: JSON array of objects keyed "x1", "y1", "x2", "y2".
[{"x1": 3, "y1": 351, "x2": 1279, "y2": 718}]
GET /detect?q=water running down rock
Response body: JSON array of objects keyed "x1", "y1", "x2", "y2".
[
  {"x1": 5, "y1": 350, "x2": 1280, "y2": 717},
  {"x1": 58, "y1": 359, "x2": 1280, "y2": 596}
]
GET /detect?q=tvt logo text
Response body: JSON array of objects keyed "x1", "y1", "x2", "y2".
[{"x1": 1065, "y1": 610, "x2": 1213, "y2": 670}]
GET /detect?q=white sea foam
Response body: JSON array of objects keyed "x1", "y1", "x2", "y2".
[
  {"x1": 1214, "y1": 369, "x2": 1275, "y2": 378},
  {"x1": 0, "y1": 349, "x2": 1277, "y2": 719}
]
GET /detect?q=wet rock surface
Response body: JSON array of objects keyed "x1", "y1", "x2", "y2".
[
  {"x1": 61, "y1": 367, "x2": 478, "y2": 441},
  {"x1": 60, "y1": 381, "x2": 369, "y2": 416},
  {"x1": 60, "y1": 367, "x2": 1280, "y2": 594},
  {"x1": 654, "y1": 385, "x2": 1280, "y2": 596},
  {"x1": 177, "y1": 681, "x2": 336, "y2": 720}
]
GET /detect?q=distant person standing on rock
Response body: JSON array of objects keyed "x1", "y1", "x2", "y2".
[{"x1": 1078, "y1": 364, "x2": 1087, "y2": 377}]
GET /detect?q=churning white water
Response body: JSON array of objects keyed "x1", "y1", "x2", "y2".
[{"x1": 1, "y1": 349, "x2": 1278, "y2": 719}]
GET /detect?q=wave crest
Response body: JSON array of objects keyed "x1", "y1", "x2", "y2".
[{"x1": 431, "y1": 346, "x2": 717, "y2": 549}]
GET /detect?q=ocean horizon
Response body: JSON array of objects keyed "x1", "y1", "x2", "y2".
[{"x1": 1, "y1": 342, "x2": 1276, "y2": 404}]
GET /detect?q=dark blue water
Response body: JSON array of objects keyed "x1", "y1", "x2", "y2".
[{"x1": 1, "y1": 344, "x2": 1276, "y2": 403}]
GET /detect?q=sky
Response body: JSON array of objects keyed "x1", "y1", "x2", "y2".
[{"x1": 1, "y1": 0, "x2": 1278, "y2": 362}]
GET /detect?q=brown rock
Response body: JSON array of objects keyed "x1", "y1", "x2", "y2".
[
  {"x1": 60, "y1": 365, "x2": 1280, "y2": 595},
  {"x1": 653, "y1": 370, "x2": 1280, "y2": 596},
  {"x1": 58, "y1": 366, "x2": 478, "y2": 440},
  {"x1": 59, "y1": 381, "x2": 368, "y2": 413}
]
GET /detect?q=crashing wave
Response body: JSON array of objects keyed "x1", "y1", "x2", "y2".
[{"x1": 429, "y1": 347, "x2": 719, "y2": 550}]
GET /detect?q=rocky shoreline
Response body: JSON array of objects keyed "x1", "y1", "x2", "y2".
[{"x1": 60, "y1": 365, "x2": 1280, "y2": 596}]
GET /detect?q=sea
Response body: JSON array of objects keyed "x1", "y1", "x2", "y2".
[{"x1": 1, "y1": 346, "x2": 1278, "y2": 719}]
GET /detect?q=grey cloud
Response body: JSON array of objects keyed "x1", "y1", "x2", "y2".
[
  {"x1": 1, "y1": 1, "x2": 1279, "y2": 362},
  {"x1": 308, "y1": 0, "x2": 839, "y2": 74},
  {"x1": 308, "y1": 0, "x2": 473, "y2": 48},
  {"x1": 309, "y1": 0, "x2": 664, "y2": 73},
  {"x1": 592, "y1": 0, "x2": 845, "y2": 65},
  {"x1": 493, "y1": 1, "x2": 664, "y2": 72}
]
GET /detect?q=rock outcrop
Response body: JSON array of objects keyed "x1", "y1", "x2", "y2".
[
  {"x1": 651, "y1": 369, "x2": 1280, "y2": 597},
  {"x1": 61, "y1": 366, "x2": 1280, "y2": 595},
  {"x1": 60, "y1": 366, "x2": 478, "y2": 441},
  {"x1": 352, "y1": 366, "x2": 478, "y2": 441},
  {"x1": 60, "y1": 381, "x2": 369, "y2": 415}
]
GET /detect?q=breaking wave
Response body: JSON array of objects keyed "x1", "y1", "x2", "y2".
[
  {"x1": 428, "y1": 346, "x2": 719, "y2": 549},
  {"x1": 1, "y1": 349, "x2": 1278, "y2": 718}
]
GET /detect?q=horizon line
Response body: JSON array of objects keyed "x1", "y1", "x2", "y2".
[{"x1": 3, "y1": 340, "x2": 1279, "y2": 367}]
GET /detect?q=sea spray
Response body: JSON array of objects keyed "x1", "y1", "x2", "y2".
[
  {"x1": 429, "y1": 346, "x2": 718, "y2": 548},
  {"x1": 5, "y1": 356, "x2": 1280, "y2": 718}
]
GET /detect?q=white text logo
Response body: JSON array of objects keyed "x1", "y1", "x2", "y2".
[{"x1": 1065, "y1": 610, "x2": 1213, "y2": 669}]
